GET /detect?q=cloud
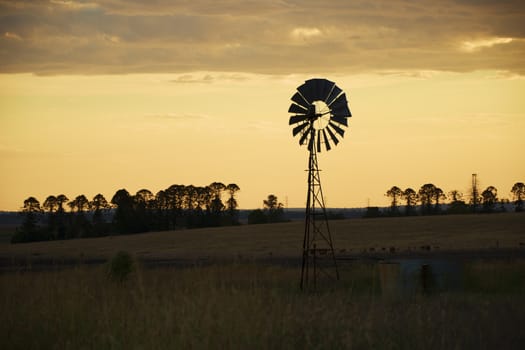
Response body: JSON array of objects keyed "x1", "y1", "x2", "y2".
[
  {"x1": 461, "y1": 37, "x2": 514, "y2": 52},
  {"x1": 291, "y1": 27, "x2": 322, "y2": 40},
  {"x1": 0, "y1": 0, "x2": 524, "y2": 75},
  {"x1": 4, "y1": 31, "x2": 21, "y2": 40}
]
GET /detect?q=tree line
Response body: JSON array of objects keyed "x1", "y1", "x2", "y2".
[
  {"x1": 380, "y1": 182, "x2": 525, "y2": 217},
  {"x1": 12, "y1": 182, "x2": 241, "y2": 243}
]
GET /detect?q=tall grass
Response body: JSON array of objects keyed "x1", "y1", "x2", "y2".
[{"x1": 2, "y1": 261, "x2": 525, "y2": 349}]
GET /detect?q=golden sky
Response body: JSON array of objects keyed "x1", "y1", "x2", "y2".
[{"x1": 1, "y1": 0, "x2": 524, "y2": 211}]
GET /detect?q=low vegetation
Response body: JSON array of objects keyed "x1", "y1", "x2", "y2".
[{"x1": 2, "y1": 261, "x2": 525, "y2": 349}]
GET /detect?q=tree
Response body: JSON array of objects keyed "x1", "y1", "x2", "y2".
[
  {"x1": 66, "y1": 195, "x2": 90, "y2": 238},
  {"x1": 433, "y1": 187, "x2": 446, "y2": 213},
  {"x1": 447, "y1": 190, "x2": 468, "y2": 214},
  {"x1": 68, "y1": 195, "x2": 89, "y2": 213},
  {"x1": 90, "y1": 193, "x2": 110, "y2": 236},
  {"x1": 56, "y1": 194, "x2": 69, "y2": 213},
  {"x1": 53, "y1": 194, "x2": 69, "y2": 239},
  {"x1": 111, "y1": 189, "x2": 137, "y2": 234},
  {"x1": 386, "y1": 186, "x2": 403, "y2": 214},
  {"x1": 43, "y1": 195, "x2": 58, "y2": 213},
  {"x1": 43, "y1": 195, "x2": 59, "y2": 237},
  {"x1": 12, "y1": 197, "x2": 45, "y2": 243},
  {"x1": 418, "y1": 184, "x2": 437, "y2": 215},
  {"x1": 402, "y1": 188, "x2": 418, "y2": 216},
  {"x1": 448, "y1": 190, "x2": 462, "y2": 203},
  {"x1": 511, "y1": 182, "x2": 525, "y2": 212},
  {"x1": 263, "y1": 194, "x2": 285, "y2": 223},
  {"x1": 134, "y1": 189, "x2": 154, "y2": 232},
  {"x1": 481, "y1": 186, "x2": 498, "y2": 213},
  {"x1": 225, "y1": 183, "x2": 240, "y2": 225}
]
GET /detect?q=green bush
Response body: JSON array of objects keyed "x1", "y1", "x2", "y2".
[{"x1": 107, "y1": 251, "x2": 135, "y2": 283}]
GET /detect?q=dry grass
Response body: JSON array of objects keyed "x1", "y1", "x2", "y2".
[
  {"x1": 2, "y1": 262, "x2": 525, "y2": 349},
  {"x1": 1, "y1": 213, "x2": 524, "y2": 262}
]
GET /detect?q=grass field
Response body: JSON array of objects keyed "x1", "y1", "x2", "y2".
[
  {"x1": 1, "y1": 213, "x2": 524, "y2": 263},
  {"x1": 2, "y1": 213, "x2": 525, "y2": 349},
  {"x1": 2, "y1": 261, "x2": 525, "y2": 349}
]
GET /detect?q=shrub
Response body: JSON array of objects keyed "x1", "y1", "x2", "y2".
[{"x1": 107, "y1": 251, "x2": 135, "y2": 283}]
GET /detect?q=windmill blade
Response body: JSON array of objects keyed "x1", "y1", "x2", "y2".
[
  {"x1": 304, "y1": 78, "x2": 333, "y2": 101},
  {"x1": 299, "y1": 125, "x2": 313, "y2": 145},
  {"x1": 291, "y1": 92, "x2": 310, "y2": 109},
  {"x1": 297, "y1": 82, "x2": 316, "y2": 104},
  {"x1": 325, "y1": 85, "x2": 342, "y2": 105},
  {"x1": 328, "y1": 92, "x2": 346, "y2": 107},
  {"x1": 292, "y1": 121, "x2": 309, "y2": 136},
  {"x1": 326, "y1": 126, "x2": 339, "y2": 146},
  {"x1": 289, "y1": 115, "x2": 309, "y2": 125},
  {"x1": 288, "y1": 103, "x2": 307, "y2": 114},
  {"x1": 329, "y1": 93, "x2": 350, "y2": 113},
  {"x1": 305, "y1": 79, "x2": 322, "y2": 98},
  {"x1": 317, "y1": 130, "x2": 322, "y2": 153},
  {"x1": 329, "y1": 121, "x2": 345, "y2": 137},
  {"x1": 322, "y1": 129, "x2": 332, "y2": 151},
  {"x1": 319, "y1": 79, "x2": 335, "y2": 101},
  {"x1": 331, "y1": 104, "x2": 351, "y2": 118},
  {"x1": 330, "y1": 115, "x2": 348, "y2": 126}
]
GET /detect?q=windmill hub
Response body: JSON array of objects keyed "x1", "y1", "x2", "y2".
[{"x1": 311, "y1": 101, "x2": 331, "y2": 130}]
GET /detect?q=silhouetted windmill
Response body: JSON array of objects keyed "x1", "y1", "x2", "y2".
[{"x1": 288, "y1": 78, "x2": 352, "y2": 289}]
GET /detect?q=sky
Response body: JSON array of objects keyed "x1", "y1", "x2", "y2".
[{"x1": 1, "y1": 0, "x2": 524, "y2": 211}]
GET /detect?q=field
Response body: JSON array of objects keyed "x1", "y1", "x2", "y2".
[
  {"x1": 2, "y1": 213, "x2": 525, "y2": 349},
  {"x1": 1, "y1": 213, "x2": 524, "y2": 264}
]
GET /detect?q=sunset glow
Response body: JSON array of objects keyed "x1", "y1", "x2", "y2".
[{"x1": 1, "y1": 0, "x2": 524, "y2": 211}]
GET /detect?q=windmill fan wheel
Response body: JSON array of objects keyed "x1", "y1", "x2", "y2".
[{"x1": 288, "y1": 78, "x2": 352, "y2": 152}]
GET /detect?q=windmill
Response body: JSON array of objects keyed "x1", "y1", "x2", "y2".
[{"x1": 288, "y1": 78, "x2": 352, "y2": 289}]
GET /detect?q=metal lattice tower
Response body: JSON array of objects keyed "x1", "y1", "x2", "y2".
[
  {"x1": 301, "y1": 130, "x2": 339, "y2": 289},
  {"x1": 287, "y1": 78, "x2": 352, "y2": 290}
]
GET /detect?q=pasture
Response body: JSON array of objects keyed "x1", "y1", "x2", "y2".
[
  {"x1": 1, "y1": 213, "x2": 524, "y2": 264},
  {"x1": 1, "y1": 213, "x2": 525, "y2": 349}
]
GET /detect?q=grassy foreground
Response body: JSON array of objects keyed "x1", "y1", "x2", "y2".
[{"x1": 2, "y1": 261, "x2": 525, "y2": 349}]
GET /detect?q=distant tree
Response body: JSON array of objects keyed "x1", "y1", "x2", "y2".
[
  {"x1": 111, "y1": 189, "x2": 137, "y2": 234},
  {"x1": 55, "y1": 194, "x2": 69, "y2": 239},
  {"x1": 448, "y1": 190, "x2": 462, "y2": 203},
  {"x1": 134, "y1": 189, "x2": 154, "y2": 232},
  {"x1": 481, "y1": 186, "x2": 498, "y2": 213},
  {"x1": 66, "y1": 195, "x2": 91, "y2": 237},
  {"x1": 90, "y1": 193, "x2": 110, "y2": 236},
  {"x1": 263, "y1": 194, "x2": 285, "y2": 223},
  {"x1": 68, "y1": 195, "x2": 89, "y2": 213},
  {"x1": 225, "y1": 183, "x2": 241, "y2": 225},
  {"x1": 418, "y1": 184, "x2": 437, "y2": 215},
  {"x1": 43, "y1": 195, "x2": 58, "y2": 238},
  {"x1": 402, "y1": 188, "x2": 418, "y2": 216},
  {"x1": 43, "y1": 195, "x2": 58, "y2": 213},
  {"x1": 433, "y1": 187, "x2": 446, "y2": 213},
  {"x1": 385, "y1": 186, "x2": 403, "y2": 215},
  {"x1": 12, "y1": 197, "x2": 45, "y2": 243},
  {"x1": 56, "y1": 194, "x2": 69, "y2": 212},
  {"x1": 208, "y1": 182, "x2": 226, "y2": 226},
  {"x1": 153, "y1": 190, "x2": 169, "y2": 230},
  {"x1": 511, "y1": 182, "x2": 525, "y2": 212},
  {"x1": 447, "y1": 190, "x2": 468, "y2": 214}
]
